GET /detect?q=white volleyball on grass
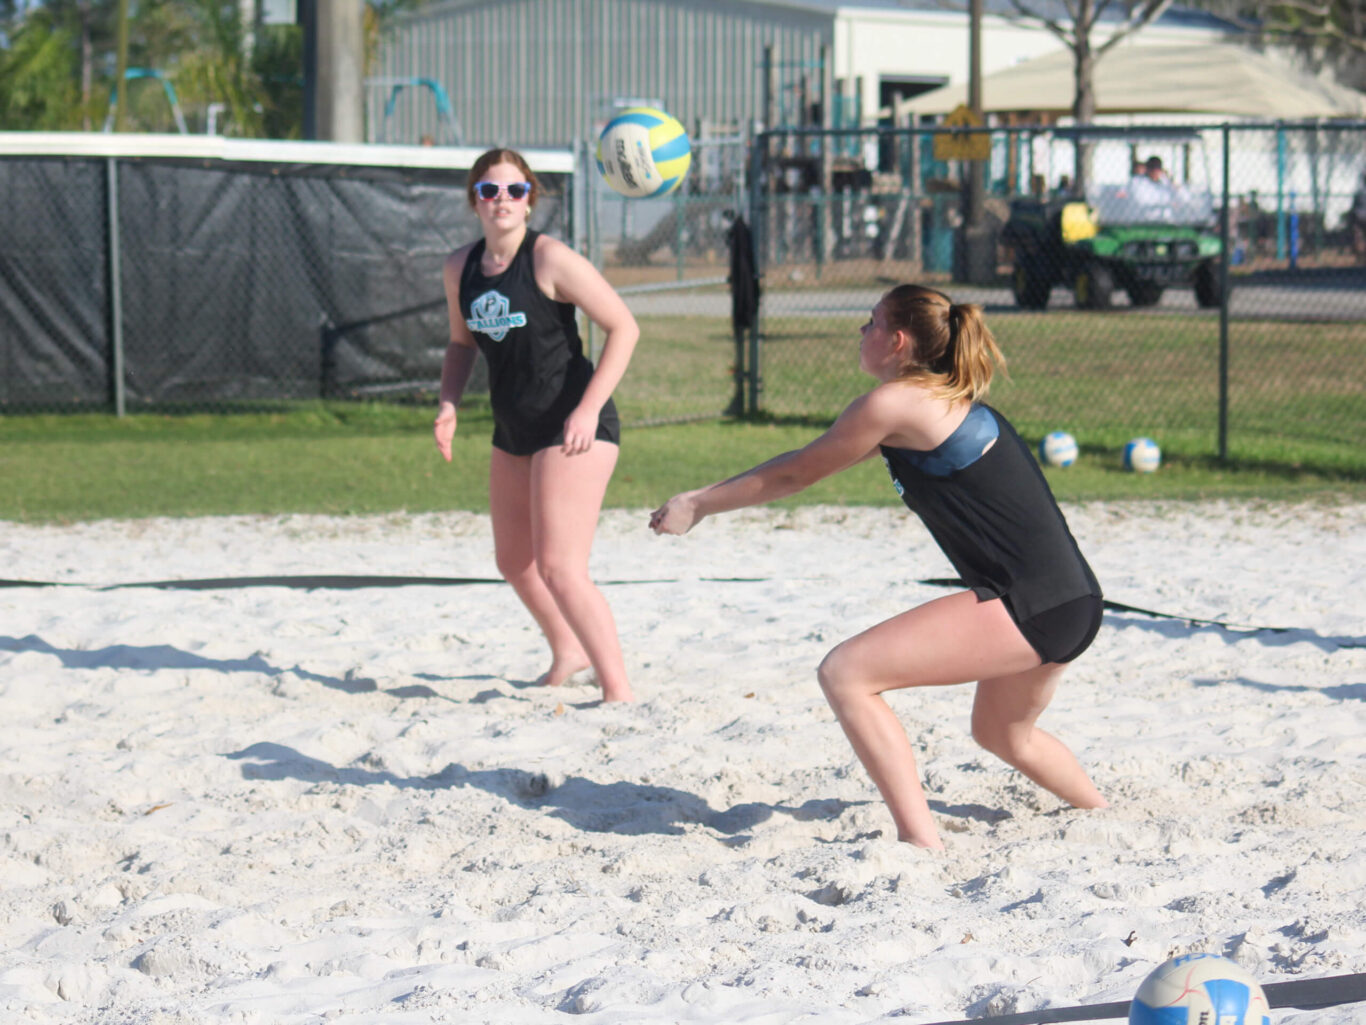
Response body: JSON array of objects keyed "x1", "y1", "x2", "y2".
[
  {"x1": 1039, "y1": 430, "x2": 1079, "y2": 468},
  {"x1": 1123, "y1": 436, "x2": 1161, "y2": 473}
]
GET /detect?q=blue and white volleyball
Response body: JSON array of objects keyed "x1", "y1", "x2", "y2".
[
  {"x1": 1129, "y1": 953, "x2": 1270, "y2": 1025},
  {"x1": 1123, "y1": 436, "x2": 1162, "y2": 473},
  {"x1": 1039, "y1": 430, "x2": 1079, "y2": 468},
  {"x1": 596, "y1": 106, "x2": 691, "y2": 198}
]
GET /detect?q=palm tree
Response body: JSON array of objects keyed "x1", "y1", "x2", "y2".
[
  {"x1": 0, "y1": 0, "x2": 429, "y2": 136},
  {"x1": 0, "y1": 1, "x2": 113, "y2": 130}
]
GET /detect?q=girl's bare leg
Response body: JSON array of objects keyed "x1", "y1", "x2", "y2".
[
  {"x1": 530, "y1": 442, "x2": 634, "y2": 703},
  {"x1": 971, "y1": 668, "x2": 1108, "y2": 810},
  {"x1": 489, "y1": 447, "x2": 591, "y2": 686},
  {"x1": 817, "y1": 591, "x2": 1100, "y2": 847}
]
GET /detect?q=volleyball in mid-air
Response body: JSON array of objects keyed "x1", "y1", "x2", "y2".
[
  {"x1": 1039, "y1": 430, "x2": 1079, "y2": 468},
  {"x1": 1129, "y1": 953, "x2": 1270, "y2": 1025},
  {"x1": 1123, "y1": 436, "x2": 1162, "y2": 473},
  {"x1": 596, "y1": 106, "x2": 691, "y2": 198}
]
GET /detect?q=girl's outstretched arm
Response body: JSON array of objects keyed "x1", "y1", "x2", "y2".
[{"x1": 649, "y1": 388, "x2": 900, "y2": 535}]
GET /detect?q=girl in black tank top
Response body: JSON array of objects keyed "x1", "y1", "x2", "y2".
[
  {"x1": 434, "y1": 149, "x2": 639, "y2": 704},
  {"x1": 459, "y1": 229, "x2": 620, "y2": 456},
  {"x1": 651, "y1": 284, "x2": 1109, "y2": 847}
]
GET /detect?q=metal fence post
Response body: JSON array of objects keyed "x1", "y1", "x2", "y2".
[
  {"x1": 1275, "y1": 126, "x2": 1288, "y2": 260},
  {"x1": 319, "y1": 314, "x2": 338, "y2": 399},
  {"x1": 674, "y1": 189, "x2": 685, "y2": 282},
  {"x1": 747, "y1": 130, "x2": 765, "y2": 416},
  {"x1": 105, "y1": 157, "x2": 126, "y2": 417},
  {"x1": 1218, "y1": 123, "x2": 1231, "y2": 463},
  {"x1": 572, "y1": 138, "x2": 599, "y2": 363}
]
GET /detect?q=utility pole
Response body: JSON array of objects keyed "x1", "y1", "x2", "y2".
[
  {"x1": 966, "y1": 0, "x2": 984, "y2": 232},
  {"x1": 959, "y1": 0, "x2": 995, "y2": 284},
  {"x1": 318, "y1": 0, "x2": 365, "y2": 142},
  {"x1": 299, "y1": 0, "x2": 365, "y2": 142}
]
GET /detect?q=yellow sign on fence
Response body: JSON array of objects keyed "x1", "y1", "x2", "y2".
[{"x1": 933, "y1": 104, "x2": 991, "y2": 162}]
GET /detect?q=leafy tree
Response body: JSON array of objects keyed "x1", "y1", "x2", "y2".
[
  {"x1": 0, "y1": 1, "x2": 113, "y2": 130},
  {"x1": 252, "y1": 19, "x2": 302, "y2": 139},
  {"x1": 149, "y1": 1, "x2": 269, "y2": 135},
  {"x1": 363, "y1": 0, "x2": 427, "y2": 74},
  {"x1": 0, "y1": 0, "x2": 432, "y2": 136},
  {"x1": 1188, "y1": 0, "x2": 1366, "y2": 90}
]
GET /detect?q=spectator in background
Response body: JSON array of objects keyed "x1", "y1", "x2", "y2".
[
  {"x1": 1130, "y1": 156, "x2": 1175, "y2": 207},
  {"x1": 1244, "y1": 190, "x2": 1267, "y2": 257},
  {"x1": 1351, "y1": 171, "x2": 1366, "y2": 263}
]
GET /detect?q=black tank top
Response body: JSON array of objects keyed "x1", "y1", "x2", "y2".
[
  {"x1": 880, "y1": 405, "x2": 1101, "y2": 623},
  {"x1": 459, "y1": 230, "x2": 614, "y2": 455}
]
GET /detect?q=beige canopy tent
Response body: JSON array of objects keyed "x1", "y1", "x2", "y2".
[{"x1": 894, "y1": 43, "x2": 1366, "y2": 120}]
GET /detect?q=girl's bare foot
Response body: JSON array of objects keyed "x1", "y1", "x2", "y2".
[
  {"x1": 599, "y1": 680, "x2": 635, "y2": 703},
  {"x1": 899, "y1": 835, "x2": 946, "y2": 851},
  {"x1": 536, "y1": 654, "x2": 592, "y2": 688}
]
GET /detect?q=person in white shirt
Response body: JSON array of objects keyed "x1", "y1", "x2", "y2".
[{"x1": 1129, "y1": 156, "x2": 1175, "y2": 208}]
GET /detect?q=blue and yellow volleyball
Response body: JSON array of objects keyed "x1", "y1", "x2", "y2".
[{"x1": 596, "y1": 106, "x2": 691, "y2": 199}]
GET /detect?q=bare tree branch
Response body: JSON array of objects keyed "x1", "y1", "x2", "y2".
[
  {"x1": 1095, "y1": 0, "x2": 1179, "y2": 54},
  {"x1": 1003, "y1": 0, "x2": 1078, "y2": 42}
]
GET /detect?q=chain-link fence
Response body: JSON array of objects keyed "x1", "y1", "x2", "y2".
[
  {"x1": 0, "y1": 134, "x2": 734, "y2": 425},
  {"x1": 0, "y1": 139, "x2": 571, "y2": 414},
  {"x1": 587, "y1": 129, "x2": 753, "y2": 425},
  {"x1": 740, "y1": 121, "x2": 1366, "y2": 475},
  {"x1": 2, "y1": 125, "x2": 1362, "y2": 476}
]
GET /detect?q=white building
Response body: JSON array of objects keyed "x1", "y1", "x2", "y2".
[{"x1": 826, "y1": 0, "x2": 1238, "y2": 125}]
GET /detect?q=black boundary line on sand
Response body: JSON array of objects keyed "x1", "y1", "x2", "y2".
[
  {"x1": 0, "y1": 574, "x2": 1354, "y2": 643},
  {"x1": 0, "y1": 575, "x2": 767, "y2": 591},
  {"x1": 917, "y1": 577, "x2": 1301, "y2": 635},
  {"x1": 911, "y1": 970, "x2": 1366, "y2": 1025}
]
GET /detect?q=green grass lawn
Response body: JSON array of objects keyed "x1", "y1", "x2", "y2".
[
  {"x1": 750, "y1": 311, "x2": 1366, "y2": 473},
  {"x1": 1, "y1": 402, "x2": 1361, "y2": 524},
  {"x1": 3, "y1": 308, "x2": 1361, "y2": 522}
]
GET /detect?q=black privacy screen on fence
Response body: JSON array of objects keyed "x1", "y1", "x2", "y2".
[
  {"x1": 3, "y1": 125, "x2": 1364, "y2": 476},
  {"x1": 0, "y1": 137, "x2": 573, "y2": 411},
  {"x1": 0, "y1": 157, "x2": 109, "y2": 408}
]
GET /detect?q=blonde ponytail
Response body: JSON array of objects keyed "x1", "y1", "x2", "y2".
[{"x1": 880, "y1": 284, "x2": 1006, "y2": 402}]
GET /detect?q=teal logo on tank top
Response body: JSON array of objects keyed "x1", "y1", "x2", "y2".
[
  {"x1": 882, "y1": 454, "x2": 905, "y2": 497},
  {"x1": 468, "y1": 289, "x2": 527, "y2": 342}
]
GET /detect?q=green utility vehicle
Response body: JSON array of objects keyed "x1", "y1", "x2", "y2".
[{"x1": 1001, "y1": 134, "x2": 1226, "y2": 310}]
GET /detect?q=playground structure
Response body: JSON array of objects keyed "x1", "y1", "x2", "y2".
[
  {"x1": 102, "y1": 68, "x2": 188, "y2": 135},
  {"x1": 366, "y1": 77, "x2": 464, "y2": 146}
]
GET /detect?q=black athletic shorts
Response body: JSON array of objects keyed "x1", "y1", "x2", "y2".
[
  {"x1": 491, "y1": 395, "x2": 621, "y2": 456},
  {"x1": 1011, "y1": 594, "x2": 1104, "y2": 665}
]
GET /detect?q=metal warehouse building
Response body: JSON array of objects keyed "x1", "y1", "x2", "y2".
[
  {"x1": 370, "y1": 0, "x2": 831, "y2": 148},
  {"x1": 368, "y1": 0, "x2": 1232, "y2": 149}
]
